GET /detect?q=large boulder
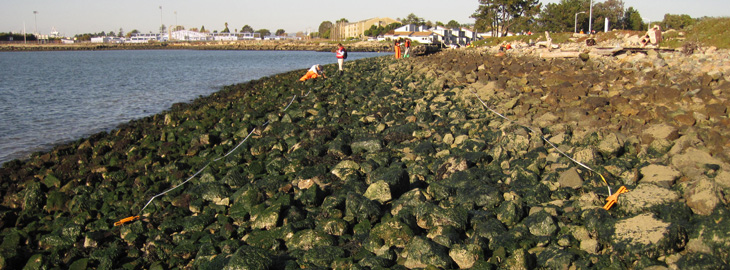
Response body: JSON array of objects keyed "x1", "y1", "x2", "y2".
[
  {"x1": 402, "y1": 236, "x2": 453, "y2": 269},
  {"x1": 611, "y1": 213, "x2": 687, "y2": 259},
  {"x1": 639, "y1": 164, "x2": 681, "y2": 188},
  {"x1": 622, "y1": 184, "x2": 680, "y2": 213}
]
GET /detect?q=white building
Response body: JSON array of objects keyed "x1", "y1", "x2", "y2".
[
  {"x1": 167, "y1": 30, "x2": 209, "y2": 41},
  {"x1": 128, "y1": 33, "x2": 160, "y2": 43}
]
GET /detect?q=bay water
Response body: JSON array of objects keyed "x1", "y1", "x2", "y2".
[{"x1": 0, "y1": 50, "x2": 388, "y2": 164}]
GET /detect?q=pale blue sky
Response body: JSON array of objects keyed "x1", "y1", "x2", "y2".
[{"x1": 1, "y1": 0, "x2": 728, "y2": 36}]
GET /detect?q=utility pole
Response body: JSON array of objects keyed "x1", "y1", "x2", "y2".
[
  {"x1": 588, "y1": 0, "x2": 593, "y2": 33},
  {"x1": 33, "y1": 11, "x2": 39, "y2": 43},
  {"x1": 159, "y1": 6, "x2": 163, "y2": 34}
]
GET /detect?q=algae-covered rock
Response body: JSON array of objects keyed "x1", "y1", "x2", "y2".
[
  {"x1": 503, "y1": 248, "x2": 534, "y2": 270},
  {"x1": 371, "y1": 219, "x2": 414, "y2": 248},
  {"x1": 224, "y1": 245, "x2": 272, "y2": 270},
  {"x1": 297, "y1": 246, "x2": 346, "y2": 268},
  {"x1": 345, "y1": 192, "x2": 382, "y2": 223},
  {"x1": 286, "y1": 229, "x2": 336, "y2": 251},
  {"x1": 351, "y1": 138, "x2": 382, "y2": 153},
  {"x1": 363, "y1": 180, "x2": 392, "y2": 203},
  {"x1": 524, "y1": 211, "x2": 557, "y2": 237},
  {"x1": 415, "y1": 202, "x2": 468, "y2": 230},
  {"x1": 402, "y1": 236, "x2": 453, "y2": 269},
  {"x1": 612, "y1": 213, "x2": 687, "y2": 259},
  {"x1": 449, "y1": 243, "x2": 484, "y2": 269}
]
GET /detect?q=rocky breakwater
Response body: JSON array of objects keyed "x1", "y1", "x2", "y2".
[{"x1": 1, "y1": 46, "x2": 729, "y2": 269}]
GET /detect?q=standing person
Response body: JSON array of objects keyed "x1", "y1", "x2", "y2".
[
  {"x1": 404, "y1": 38, "x2": 411, "y2": 58},
  {"x1": 394, "y1": 39, "x2": 401, "y2": 59},
  {"x1": 335, "y1": 43, "x2": 347, "y2": 75}
]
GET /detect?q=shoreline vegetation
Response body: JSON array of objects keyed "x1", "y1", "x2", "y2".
[{"x1": 2, "y1": 33, "x2": 730, "y2": 268}]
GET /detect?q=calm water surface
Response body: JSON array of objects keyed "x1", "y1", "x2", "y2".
[{"x1": 0, "y1": 50, "x2": 387, "y2": 164}]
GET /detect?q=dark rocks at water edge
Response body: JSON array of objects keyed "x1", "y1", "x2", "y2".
[{"x1": 1, "y1": 47, "x2": 730, "y2": 269}]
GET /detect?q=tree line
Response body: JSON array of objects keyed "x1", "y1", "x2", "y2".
[{"x1": 472, "y1": 0, "x2": 700, "y2": 37}]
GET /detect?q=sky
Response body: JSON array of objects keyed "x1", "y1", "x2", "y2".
[{"x1": 1, "y1": 0, "x2": 728, "y2": 36}]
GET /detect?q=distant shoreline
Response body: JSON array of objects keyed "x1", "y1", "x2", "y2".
[{"x1": 0, "y1": 40, "x2": 392, "y2": 52}]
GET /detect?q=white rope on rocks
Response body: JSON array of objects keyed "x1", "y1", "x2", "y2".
[
  {"x1": 117, "y1": 85, "x2": 314, "y2": 225},
  {"x1": 468, "y1": 88, "x2": 613, "y2": 197}
]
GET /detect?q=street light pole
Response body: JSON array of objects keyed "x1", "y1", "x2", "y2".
[
  {"x1": 575, "y1": 11, "x2": 586, "y2": 33},
  {"x1": 33, "y1": 11, "x2": 38, "y2": 35},
  {"x1": 159, "y1": 6, "x2": 163, "y2": 34},
  {"x1": 588, "y1": 0, "x2": 593, "y2": 33}
]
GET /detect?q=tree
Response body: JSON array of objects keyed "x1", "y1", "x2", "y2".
[
  {"x1": 241, "y1": 25, "x2": 254, "y2": 33},
  {"x1": 275, "y1": 29, "x2": 286, "y2": 36},
  {"x1": 622, "y1": 7, "x2": 643, "y2": 30},
  {"x1": 318, "y1": 21, "x2": 333, "y2": 39},
  {"x1": 118, "y1": 27, "x2": 124, "y2": 37},
  {"x1": 591, "y1": 0, "x2": 624, "y2": 31},
  {"x1": 446, "y1": 20, "x2": 461, "y2": 29},
  {"x1": 126, "y1": 29, "x2": 139, "y2": 38},
  {"x1": 400, "y1": 13, "x2": 425, "y2": 26},
  {"x1": 337, "y1": 18, "x2": 349, "y2": 24},
  {"x1": 661, "y1": 14, "x2": 694, "y2": 30},
  {"x1": 472, "y1": 0, "x2": 542, "y2": 37},
  {"x1": 108, "y1": 31, "x2": 116, "y2": 37},
  {"x1": 222, "y1": 22, "x2": 230, "y2": 33},
  {"x1": 160, "y1": 24, "x2": 167, "y2": 33},
  {"x1": 538, "y1": 0, "x2": 582, "y2": 32},
  {"x1": 200, "y1": 25, "x2": 206, "y2": 33},
  {"x1": 256, "y1": 29, "x2": 271, "y2": 38}
]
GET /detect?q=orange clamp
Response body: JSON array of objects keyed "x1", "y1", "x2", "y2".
[
  {"x1": 603, "y1": 186, "x2": 629, "y2": 210},
  {"x1": 114, "y1": 216, "x2": 140, "y2": 226}
]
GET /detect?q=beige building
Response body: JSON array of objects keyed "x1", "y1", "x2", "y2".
[{"x1": 332, "y1": 17, "x2": 400, "y2": 40}]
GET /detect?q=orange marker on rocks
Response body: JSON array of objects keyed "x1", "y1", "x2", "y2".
[
  {"x1": 603, "y1": 186, "x2": 629, "y2": 210},
  {"x1": 114, "y1": 216, "x2": 140, "y2": 226}
]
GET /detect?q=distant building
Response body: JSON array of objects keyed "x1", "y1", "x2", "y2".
[
  {"x1": 332, "y1": 17, "x2": 400, "y2": 40},
  {"x1": 382, "y1": 24, "x2": 480, "y2": 46},
  {"x1": 128, "y1": 33, "x2": 160, "y2": 43}
]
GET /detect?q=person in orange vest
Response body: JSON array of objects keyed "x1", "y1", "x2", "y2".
[
  {"x1": 299, "y1": 64, "x2": 327, "y2": 82},
  {"x1": 335, "y1": 43, "x2": 347, "y2": 75},
  {"x1": 404, "y1": 38, "x2": 411, "y2": 58},
  {"x1": 394, "y1": 39, "x2": 401, "y2": 59}
]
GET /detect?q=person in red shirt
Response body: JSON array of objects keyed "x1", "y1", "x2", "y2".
[{"x1": 335, "y1": 43, "x2": 347, "y2": 75}]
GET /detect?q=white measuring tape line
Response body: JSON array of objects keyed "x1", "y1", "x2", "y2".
[
  {"x1": 469, "y1": 89, "x2": 613, "y2": 196},
  {"x1": 136, "y1": 88, "x2": 308, "y2": 215}
]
